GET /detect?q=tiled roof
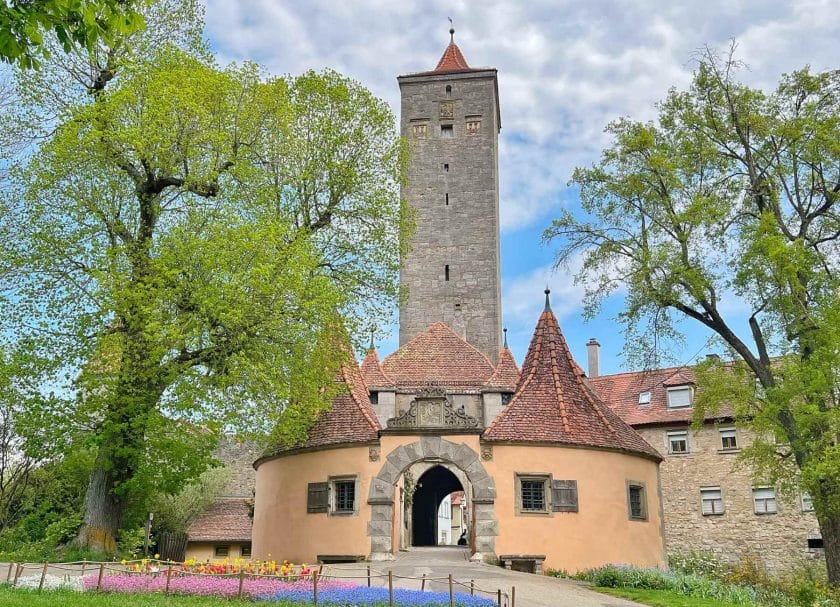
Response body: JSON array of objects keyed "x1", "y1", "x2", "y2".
[
  {"x1": 297, "y1": 354, "x2": 380, "y2": 449},
  {"x1": 382, "y1": 322, "x2": 495, "y2": 390},
  {"x1": 483, "y1": 297, "x2": 661, "y2": 461},
  {"x1": 434, "y1": 41, "x2": 471, "y2": 72},
  {"x1": 589, "y1": 365, "x2": 726, "y2": 427},
  {"x1": 483, "y1": 347, "x2": 520, "y2": 391},
  {"x1": 187, "y1": 500, "x2": 252, "y2": 543},
  {"x1": 360, "y1": 347, "x2": 395, "y2": 389}
]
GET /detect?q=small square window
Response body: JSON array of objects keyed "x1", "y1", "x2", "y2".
[
  {"x1": 369, "y1": 391, "x2": 378, "y2": 405},
  {"x1": 667, "y1": 430, "x2": 688, "y2": 454},
  {"x1": 516, "y1": 474, "x2": 549, "y2": 514},
  {"x1": 440, "y1": 124, "x2": 453, "y2": 138},
  {"x1": 802, "y1": 492, "x2": 815, "y2": 512},
  {"x1": 333, "y1": 479, "x2": 356, "y2": 514},
  {"x1": 240, "y1": 544, "x2": 252, "y2": 557},
  {"x1": 627, "y1": 482, "x2": 648, "y2": 521},
  {"x1": 638, "y1": 391, "x2": 651, "y2": 405},
  {"x1": 808, "y1": 537, "x2": 824, "y2": 550},
  {"x1": 753, "y1": 487, "x2": 777, "y2": 515},
  {"x1": 720, "y1": 427, "x2": 737, "y2": 450},
  {"x1": 215, "y1": 545, "x2": 229, "y2": 557},
  {"x1": 667, "y1": 386, "x2": 693, "y2": 409},
  {"x1": 700, "y1": 487, "x2": 724, "y2": 515}
]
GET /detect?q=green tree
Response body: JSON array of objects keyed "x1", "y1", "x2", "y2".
[
  {"x1": 0, "y1": 0, "x2": 144, "y2": 68},
  {"x1": 545, "y1": 47, "x2": 840, "y2": 582},
  {"x1": 0, "y1": 43, "x2": 407, "y2": 553}
]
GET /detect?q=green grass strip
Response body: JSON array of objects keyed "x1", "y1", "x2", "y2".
[{"x1": 597, "y1": 586, "x2": 745, "y2": 607}]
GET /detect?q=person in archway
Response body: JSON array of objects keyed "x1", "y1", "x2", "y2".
[{"x1": 457, "y1": 530, "x2": 467, "y2": 546}]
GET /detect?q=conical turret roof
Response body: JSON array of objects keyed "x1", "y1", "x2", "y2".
[
  {"x1": 483, "y1": 294, "x2": 660, "y2": 461},
  {"x1": 484, "y1": 346, "x2": 520, "y2": 391},
  {"x1": 434, "y1": 40, "x2": 471, "y2": 72},
  {"x1": 361, "y1": 346, "x2": 395, "y2": 390}
]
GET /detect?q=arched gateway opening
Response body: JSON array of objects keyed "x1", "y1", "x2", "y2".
[
  {"x1": 367, "y1": 437, "x2": 497, "y2": 561},
  {"x1": 411, "y1": 465, "x2": 463, "y2": 546}
]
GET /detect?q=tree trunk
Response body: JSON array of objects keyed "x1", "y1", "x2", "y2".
[
  {"x1": 817, "y1": 508, "x2": 840, "y2": 586},
  {"x1": 76, "y1": 451, "x2": 123, "y2": 554}
]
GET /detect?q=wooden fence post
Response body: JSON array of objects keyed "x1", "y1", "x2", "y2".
[
  {"x1": 497, "y1": 588, "x2": 502, "y2": 607},
  {"x1": 367, "y1": 565, "x2": 371, "y2": 587},
  {"x1": 5, "y1": 562, "x2": 12, "y2": 583},
  {"x1": 165, "y1": 562, "x2": 173, "y2": 594},
  {"x1": 313, "y1": 570, "x2": 319, "y2": 606},
  {"x1": 237, "y1": 570, "x2": 245, "y2": 598},
  {"x1": 470, "y1": 579, "x2": 475, "y2": 595},
  {"x1": 511, "y1": 585, "x2": 516, "y2": 607},
  {"x1": 13, "y1": 563, "x2": 21, "y2": 587},
  {"x1": 421, "y1": 573, "x2": 426, "y2": 591},
  {"x1": 448, "y1": 574, "x2": 454, "y2": 607},
  {"x1": 388, "y1": 570, "x2": 393, "y2": 607},
  {"x1": 38, "y1": 562, "x2": 48, "y2": 592},
  {"x1": 96, "y1": 563, "x2": 104, "y2": 591},
  {"x1": 81, "y1": 559, "x2": 87, "y2": 578}
]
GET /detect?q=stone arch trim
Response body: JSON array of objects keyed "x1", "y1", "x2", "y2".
[{"x1": 367, "y1": 437, "x2": 497, "y2": 561}]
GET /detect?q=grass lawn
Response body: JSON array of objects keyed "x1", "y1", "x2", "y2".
[
  {"x1": 596, "y1": 586, "x2": 745, "y2": 607},
  {"x1": 0, "y1": 587, "x2": 298, "y2": 606}
]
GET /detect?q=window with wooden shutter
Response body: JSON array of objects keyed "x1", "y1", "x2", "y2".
[
  {"x1": 551, "y1": 480, "x2": 578, "y2": 512},
  {"x1": 307, "y1": 482, "x2": 329, "y2": 513}
]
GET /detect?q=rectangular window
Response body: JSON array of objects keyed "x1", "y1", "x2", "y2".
[
  {"x1": 521, "y1": 480, "x2": 546, "y2": 512},
  {"x1": 445, "y1": 265, "x2": 450, "y2": 281},
  {"x1": 627, "y1": 482, "x2": 648, "y2": 521},
  {"x1": 240, "y1": 544, "x2": 252, "y2": 557},
  {"x1": 667, "y1": 430, "x2": 688, "y2": 454},
  {"x1": 333, "y1": 480, "x2": 356, "y2": 513},
  {"x1": 638, "y1": 391, "x2": 651, "y2": 405},
  {"x1": 307, "y1": 482, "x2": 329, "y2": 513},
  {"x1": 369, "y1": 391, "x2": 378, "y2": 405},
  {"x1": 440, "y1": 124, "x2": 453, "y2": 138},
  {"x1": 700, "y1": 487, "x2": 724, "y2": 515},
  {"x1": 720, "y1": 427, "x2": 737, "y2": 450},
  {"x1": 808, "y1": 537, "x2": 824, "y2": 549},
  {"x1": 551, "y1": 480, "x2": 578, "y2": 512},
  {"x1": 215, "y1": 545, "x2": 229, "y2": 557},
  {"x1": 666, "y1": 386, "x2": 693, "y2": 409},
  {"x1": 753, "y1": 487, "x2": 777, "y2": 514},
  {"x1": 802, "y1": 492, "x2": 815, "y2": 512}
]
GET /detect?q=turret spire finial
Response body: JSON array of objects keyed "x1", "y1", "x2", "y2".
[
  {"x1": 368, "y1": 326, "x2": 375, "y2": 351},
  {"x1": 503, "y1": 327, "x2": 508, "y2": 348},
  {"x1": 544, "y1": 288, "x2": 551, "y2": 311},
  {"x1": 448, "y1": 17, "x2": 455, "y2": 43}
]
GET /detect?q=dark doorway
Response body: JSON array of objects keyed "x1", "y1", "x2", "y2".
[{"x1": 411, "y1": 465, "x2": 463, "y2": 546}]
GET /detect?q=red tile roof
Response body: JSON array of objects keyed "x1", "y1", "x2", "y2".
[
  {"x1": 483, "y1": 297, "x2": 661, "y2": 461},
  {"x1": 483, "y1": 347, "x2": 520, "y2": 391},
  {"x1": 360, "y1": 347, "x2": 395, "y2": 389},
  {"x1": 297, "y1": 354, "x2": 380, "y2": 449},
  {"x1": 382, "y1": 322, "x2": 495, "y2": 390},
  {"x1": 434, "y1": 41, "x2": 471, "y2": 72},
  {"x1": 589, "y1": 365, "x2": 730, "y2": 427},
  {"x1": 187, "y1": 500, "x2": 252, "y2": 543}
]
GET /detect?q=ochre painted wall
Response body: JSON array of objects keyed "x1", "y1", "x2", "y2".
[
  {"x1": 252, "y1": 435, "x2": 665, "y2": 573},
  {"x1": 185, "y1": 542, "x2": 249, "y2": 562},
  {"x1": 484, "y1": 445, "x2": 664, "y2": 572}
]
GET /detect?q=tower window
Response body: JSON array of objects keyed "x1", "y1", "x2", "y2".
[
  {"x1": 440, "y1": 124, "x2": 453, "y2": 138},
  {"x1": 445, "y1": 193, "x2": 449, "y2": 205},
  {"x1": 445, "y1": 85, "x2": 452, "y2": 98},
  {"x1": 443, "y1": 163, "x2": 449, "y2": 172},
  {"x1": 445, "y1": 265, "x2": 450, "y2": 281}
]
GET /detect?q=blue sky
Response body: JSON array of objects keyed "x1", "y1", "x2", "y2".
[{"x1": 203, "y1": 0, "x2": 839, "y2": 375}]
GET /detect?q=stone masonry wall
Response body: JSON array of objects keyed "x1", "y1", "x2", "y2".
[
  {"x1": 638, "y1": 423, "x2": 823, "y2": 572},
  {"x1": 398, "y1": 71, "x2": 502, "y2": 363},
  {"x1": 214, "y1": 435, "x2": 259, "y2": 499}
]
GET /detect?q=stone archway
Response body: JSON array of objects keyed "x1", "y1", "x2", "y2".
[{"x1": 367, "y1": 437, "x2": 497, "y2": 562}]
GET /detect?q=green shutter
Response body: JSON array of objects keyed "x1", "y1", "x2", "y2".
[
  {"x1": 307, "y1": 482, "x2": 329, "y2": 513},
  {"x1": 551, "y1": 480, "x2": 578, "y2": 512}
]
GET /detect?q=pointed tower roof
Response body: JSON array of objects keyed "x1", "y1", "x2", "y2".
[
  {"x1": 288, "y1": 354, "x2": 380, "y2": 453},
  {"x1": 483, "y1": 291, "x2": 661, "y2": 461},
  {"x1": 434, "y1": 35, "x2": 471, "y2": 73},
  {"x1": 361, "y1": 346, "x2": 396, "y2": 390},
  {"x1": 484, "y1": 344, "x2": 520, "y2": 392},
  {"x1": 382, "y1": 322, "x2": 495, "y2": 390}
]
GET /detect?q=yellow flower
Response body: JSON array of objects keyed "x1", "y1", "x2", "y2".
[
  {"x1": 120, "y1": 559, "x2": 126, "y2": 565},
  {"x1": 154, "y1": 553, "x2": 160, "y2": 559}
]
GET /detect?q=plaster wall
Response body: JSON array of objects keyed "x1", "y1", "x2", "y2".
[
  {"x1": 185, "y1": 542, "x2": 249, "y2": 562},
  {"x1": 484, "y1": 445, "x2": 665, "y2": 573}
]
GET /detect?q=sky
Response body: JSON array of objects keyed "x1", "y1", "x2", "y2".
[{"x1": 203, "y1": 0, "x2": 840, "y2": 375}]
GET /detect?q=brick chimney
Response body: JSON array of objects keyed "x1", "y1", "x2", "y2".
[{"x1": 586, "y1": 338, "x2": 600, "y2": 378}]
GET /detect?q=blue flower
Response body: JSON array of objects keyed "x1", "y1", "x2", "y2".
[{"x1": 260, "y1": 584, "x2": 497, "y2": 606}]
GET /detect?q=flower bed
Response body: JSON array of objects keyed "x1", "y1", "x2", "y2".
[
  {"x1": 82, "y1": 573, "x2": 354, "y2": 598},
  {"x1": 262, "y1": 586, "x2": 497, "y2": 606}
]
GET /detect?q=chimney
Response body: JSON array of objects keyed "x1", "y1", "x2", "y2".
[{"x1": 586, "y1": 338, "x2": 600, "y2": 378}]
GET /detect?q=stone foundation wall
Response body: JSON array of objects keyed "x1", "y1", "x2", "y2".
[{"x1": 637, "y1": 423, "x2": 823, "y2": 572}]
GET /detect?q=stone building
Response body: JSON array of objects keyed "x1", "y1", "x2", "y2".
[
  {"x1": 250, "y1": 33, "x2": 666, "y2": 574},
  {"x1": 587, "y1": 351, "x2": 824, "y2": 572}
]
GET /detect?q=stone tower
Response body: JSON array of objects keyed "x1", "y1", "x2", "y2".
[{"x1": 397, "y1": 30, "x2": 502, "y2": 362}]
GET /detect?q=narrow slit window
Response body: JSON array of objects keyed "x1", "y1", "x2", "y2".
[
  {"x1": 445, "y1": 85, "x2": 452, "y2": 98},
  {"x1": 443, "y1": 163, "x2": 449, "y2": 172},
  {"x1": 445, "y1": 265, "x2": 450, "y2": 281},
  {"x1": 445, "y1": 193, "x2": 449, "y2": 205}
]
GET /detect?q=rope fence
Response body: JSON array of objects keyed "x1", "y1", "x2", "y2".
[{"x1": 1, "y1": 559, "x2": 516, "y2": 607}]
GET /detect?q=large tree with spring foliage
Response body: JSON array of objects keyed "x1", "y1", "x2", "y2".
[
  {"x1": 546, "y1": 47, "x2": 840, "y2": 582},
  {"x1": 0, "y1": 34, "x2": 407, "y2": 552}
]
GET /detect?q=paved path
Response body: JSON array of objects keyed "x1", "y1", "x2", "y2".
[{"x1": 326, "y1": 547, "x2": 645, "y2": 607}]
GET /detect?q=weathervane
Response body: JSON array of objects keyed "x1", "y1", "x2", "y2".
[{"x1": 448, "y1": 17, "x2": 454, "y2": 42}]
